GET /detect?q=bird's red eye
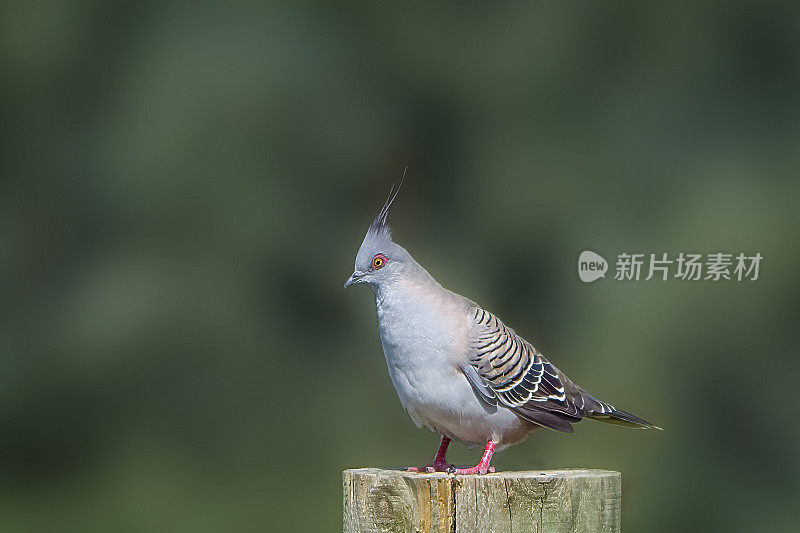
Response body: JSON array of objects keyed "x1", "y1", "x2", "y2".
[{"x1": 371, "y1": 254, "x2": 387, "y2": 270}]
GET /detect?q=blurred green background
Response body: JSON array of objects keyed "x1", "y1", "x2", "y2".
[{"x1": 2, "y1": 2, "x2": 799, "y2": 531}]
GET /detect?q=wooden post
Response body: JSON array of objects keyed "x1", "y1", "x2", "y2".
[{"x1": 343, "y1": 468, "x2": 621, "y2": 533}]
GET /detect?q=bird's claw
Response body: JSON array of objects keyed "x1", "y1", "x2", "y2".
[
  {"x1": 449, "y1": 464, "x2": 496, "y2": 475},
  {"x1": 407, "y1": 460, "x2": 455, "y2": 473},
  {"x1": 410, "y1": 463, "x2": 496, "y2": 475}
]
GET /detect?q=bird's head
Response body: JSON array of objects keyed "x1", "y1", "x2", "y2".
[{"x1": 344, "y1": 178, "x2": 416, "y2": 290}]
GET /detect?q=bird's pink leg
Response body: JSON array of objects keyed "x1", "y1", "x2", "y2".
[
  {"x1": 407, "y1": 436, "x2": 454, "y2": 472},
  {"x1": 451, "y1": 440, "x2": 497, "y2": 475}
]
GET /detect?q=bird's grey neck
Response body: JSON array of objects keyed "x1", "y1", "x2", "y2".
[{"x1": 371, "y1": 265, "x2": 439, "y2": 310}]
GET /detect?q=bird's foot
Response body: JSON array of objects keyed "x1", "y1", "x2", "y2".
[
  {"x1": 406, "y1": 459, "x2": 454, "y2": 473},
  {"x1": 447, "y1": 440, "x2": 497, "y2": 475},
  {"x1": 447, "y1": 465, "x2": 496, "y2": 475},
  {"x1": 407, "y1": 435, "x2": 455, "y2": 472}
]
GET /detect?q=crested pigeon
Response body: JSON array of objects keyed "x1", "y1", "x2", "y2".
[{"x1": 345, "y1": 181, "x2": 660, "y2": 475}]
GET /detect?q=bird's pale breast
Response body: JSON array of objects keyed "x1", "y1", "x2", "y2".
[{"x1": 374, "y1": 281, "x2": 533, "y2": 448}]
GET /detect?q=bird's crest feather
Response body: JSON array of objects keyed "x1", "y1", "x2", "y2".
[{"x1": 369, "y1": 167, "x2": 406, "y2": 237}]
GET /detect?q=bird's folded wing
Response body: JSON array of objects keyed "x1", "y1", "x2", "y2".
[{"x1": 464, "y1": 307, "x2": 586, "y2": 432}]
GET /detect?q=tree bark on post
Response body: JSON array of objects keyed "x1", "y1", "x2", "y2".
[{"x1": 343, "y1": 468, "x2": 621, "y2": 533}]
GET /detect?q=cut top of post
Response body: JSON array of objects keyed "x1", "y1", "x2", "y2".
[{"x1": 343, "y1": 468, "x2": 622, "y2": 533}]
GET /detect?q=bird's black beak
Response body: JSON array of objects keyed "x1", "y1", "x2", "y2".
[{"x1": 344, "y1": 271, "x2": 365, "y2": 289}]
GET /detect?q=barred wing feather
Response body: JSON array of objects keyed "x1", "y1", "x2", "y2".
[{"x1": 464, "y1": 307, "x2": 588, "y2": 433}]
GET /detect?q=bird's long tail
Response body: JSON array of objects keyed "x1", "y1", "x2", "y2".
[{"x1": 581, "y1": 392, "x2": 662, "y2": 430}]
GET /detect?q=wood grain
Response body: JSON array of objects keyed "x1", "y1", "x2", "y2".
[{"x1": 343, "y1": 468, "x2": 621, "y2": 533}]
